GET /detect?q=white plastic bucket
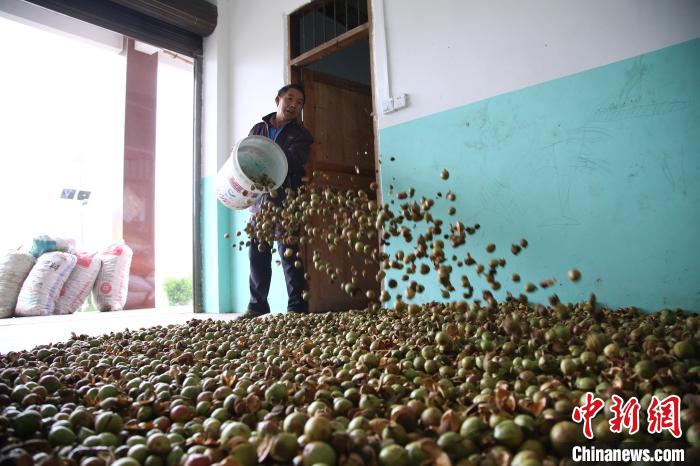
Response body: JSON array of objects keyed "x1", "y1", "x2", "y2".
[{"x1": 216, "y1": 136, "x2": 289, "y2": 210}]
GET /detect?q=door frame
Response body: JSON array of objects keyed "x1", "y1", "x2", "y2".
[
  {"x1": 287, "y1": 0, "x2": 380, "y2": 203},
  {"x1": 286, "y1": 0, "x2": 385, "y2": 311},
  {"x1": 296, "y1": 64, "x2": 380, "y2": 313}
]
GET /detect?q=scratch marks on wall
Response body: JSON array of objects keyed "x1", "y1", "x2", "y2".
[
  {"x1": 661, "y1": 152, "x2": 676, "y2": 190},
  {"x1": 620, "y1": 57, "x2": 652, "y2": 105},
  {"x1": 626, "y1": 162, "x2": 646, "y2": 181},
  {"x1": 534, "y1": 126, "x2": 615, "y2": 176},
  {"x1": 568, "y1": 127, "x2": 614, "y2": 175},
  {"x1": 660, "y1": 149, "x2": 688, "y2": 196},
  {"x1": 462, "y1": 102, "x2": 517, "y2": 153},
  {"x1": 591, "y1": 56, "x2": 690, "y2": 123},
  {"x1": 529, "y1": 123, "x2": 615, "y2": 228},
  {"x1": 591, "y1": 100, "x2": 691, "y2": 122},
  {"x1": 537, "y1": 215, "x2": 582, "y2": 228},
  {"x1": 477, "y1": 181, "x2": 522, "y2": 223}
]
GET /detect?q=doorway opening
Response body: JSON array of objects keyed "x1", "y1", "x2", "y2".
[
  {"x1": 288, "y1": 1, "x2": 379, "y2": 313},
  {"x1": 0, "y1": 11, "x2": 195, "y2": 314}
]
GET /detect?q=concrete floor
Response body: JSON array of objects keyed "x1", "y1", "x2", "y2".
[{"x1": 0, "y1": 307, "x2": 240, "y2": 354}]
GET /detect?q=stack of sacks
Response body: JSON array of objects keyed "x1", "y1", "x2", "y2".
[{"x1": 3, "y1": 237, "x2": 134, "y2": 317}]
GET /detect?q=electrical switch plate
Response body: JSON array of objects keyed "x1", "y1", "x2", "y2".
[
  {"x1": 394, "y1": 93, "x2": 408, "y2": 109},
  {"x1": 382, "y1": 98, "x2": 395, "y2": 114}
]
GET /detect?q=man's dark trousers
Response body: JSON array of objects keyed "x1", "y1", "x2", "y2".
[{"x1": 248, "y1": 238, "x2": 308, "y2": 314}]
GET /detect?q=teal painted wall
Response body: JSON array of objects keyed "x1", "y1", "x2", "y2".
[
  {"x1": 228, "y1": 204, "x2": 289, "y2": 314},
  {"x1": 200, "y1": 176, "x2": 232, "y2": 313},
  {"x1": 201, "y1": 175, "x2": 289, "y2": 314},
  {"x1": 378, "y1": 39, "x2": 700, "y2": 311}
]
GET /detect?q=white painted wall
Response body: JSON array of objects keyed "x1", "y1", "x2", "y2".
[
  {"x1": 202, "y1": 0, "x2": 232, "y2": 178},
  {"x1": 202, "y1": 0, "x2": 311, "y2": 176},
  {"x1": 372, "y1": 0, "x2": 700, "y2": 129},
  {"x1": 228, "y1": 0, "x2": 309, "y2": 144}
]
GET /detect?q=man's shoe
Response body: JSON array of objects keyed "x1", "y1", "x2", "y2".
[{"x1": 241, "y1": 308, "x2": 269, "y2": 319}]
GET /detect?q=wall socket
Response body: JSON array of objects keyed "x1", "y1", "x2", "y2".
[
  {"x1": 382, "y1": 93, "x2": 409, "y2": 114},
  {"x1": 394, "y1": 93, "x2": 407, "y2": 109},
  {"x1": 382, "y1": 98, "x2": 394, "y2": 113}
]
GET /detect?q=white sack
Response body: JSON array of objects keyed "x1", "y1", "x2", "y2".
[
  {"x1": 92, "y1": 243, "x2": 133, "y2": 312},
  {"x1": 54, "y1": 252, "x2": 102, "y2": 315},
  {"x1": 15, "y1": 252, "x2": 77, "y2": 316},
  {"x1": 0, "y1": 250, "x2": 36, "y2": 318}
]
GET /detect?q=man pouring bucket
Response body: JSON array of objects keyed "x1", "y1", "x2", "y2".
[{"x1": 243, "y1": 84, "x2": 313, "y2": 318}]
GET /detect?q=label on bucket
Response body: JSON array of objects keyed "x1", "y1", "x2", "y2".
[
  {"x1": 229, "y1": 178, "x2": 246, "y2": 194},
  {"x1": 229, "y1": 178, "x2": 259, "y2": 198},
  {"x1": 217, "y1": 188, "x2": 255, "y2": 210}
]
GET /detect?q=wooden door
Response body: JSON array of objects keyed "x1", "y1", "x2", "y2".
[{"x1": 301, "y1": 68, "x2": 379, "y2": 312}]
